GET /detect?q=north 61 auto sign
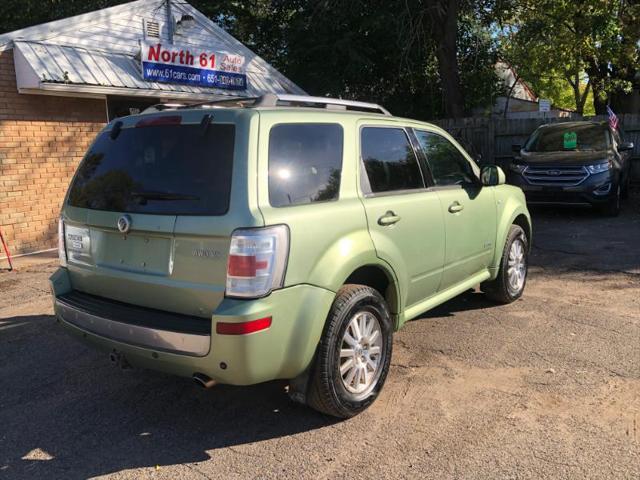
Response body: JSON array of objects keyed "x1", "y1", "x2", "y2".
[{"x1": 141, "y1": 42, "x2": 247, "y2": 90}]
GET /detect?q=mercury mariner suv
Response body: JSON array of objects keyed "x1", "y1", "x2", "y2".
[{"x1": 51, "y1": 94, "x2": 531, "y2": 418}]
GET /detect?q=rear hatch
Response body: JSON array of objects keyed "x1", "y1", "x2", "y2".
[{"x1": 61, "y1": 109, "x2": 261, "y2": 317}]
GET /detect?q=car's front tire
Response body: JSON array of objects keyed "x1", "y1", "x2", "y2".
[
  {"x1": 306, "y1": 284, "x2": 393, "y2": 418},
  {"x1": 482, "y1": 224, "x2": 528, "y2": 304}
]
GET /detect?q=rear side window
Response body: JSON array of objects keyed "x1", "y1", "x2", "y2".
[
  {"x1": 268, "y1": 123, "x2": 343, "y2": 207},
  {"x1": 361, "y1": 127, "x2": 424, "y2": 193},
  {"x1": 414, "y1": 131, "x2": 476, "y2": 186},
  {"x1": 67, "y1": 123, "x2": 235, "y2": 215}
]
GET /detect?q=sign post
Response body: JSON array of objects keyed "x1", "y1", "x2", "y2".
[{"x1": 539, "y1": 99, "x2": 551, "y2": 113}]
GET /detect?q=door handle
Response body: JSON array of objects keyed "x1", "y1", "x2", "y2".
[
  {"x1": 448, "y1": 201, "x2": 464, "y2": 213},
  {"x1": 378, "y1": 211, "x2": 401, "y2": 226}
]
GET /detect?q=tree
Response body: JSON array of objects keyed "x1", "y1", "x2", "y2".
[
  {"x1": 398, "y1": 0, "x2": 481, "y2": 118},
  {"x1": 428, "y1": 0, "x2": 466, "y2": 118},
  {"x1": 275, "y1": 0, "x2": 501, "y2": 119},
  {"x1": 0, "y1": 0, "x2": 129, "y2": 33},
  {"x1": 498, "y1": 0, "x2": 640, "y2": 114},
  {"x1": 599, "y1": 0, "x2": 640, "y2": 113}
]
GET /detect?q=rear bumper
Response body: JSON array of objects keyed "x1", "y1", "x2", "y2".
[
  {"x1": 55, "y1": 291, "x2": 211, "y2": 356},
  {"x1": 508, "y1": 170, "x2": 617, "y2": 206},
  {"x1": 50, "y1": 268, "x2": 335, "y2": 385}
]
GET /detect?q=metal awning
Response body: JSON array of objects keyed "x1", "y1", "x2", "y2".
[
  {"x1": 13, "y1": 40, "x2": 300, "y2": 101},
  {"x1": 2, "y1": 0, "x2": 304, "y2": 101}
]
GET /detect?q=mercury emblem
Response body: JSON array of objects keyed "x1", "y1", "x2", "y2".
[{"x1": 117, "y1": 214, "x2": 132, "y2": 234}]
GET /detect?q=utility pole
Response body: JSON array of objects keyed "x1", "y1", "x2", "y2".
[{"x1": 165, "y1": 0, "x2": 174, "y2": 44}]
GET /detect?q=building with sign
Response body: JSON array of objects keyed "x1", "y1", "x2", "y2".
[{"x1": 0, "y1": 0, "x2": 304, "y2": 257}]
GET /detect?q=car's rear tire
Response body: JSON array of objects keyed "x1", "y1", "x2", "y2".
[
  {"x1": 481, "y1": 224, "x2": 528, "y2": 304},
  {"x1": 306, "y1": 284, "x2": 393, "y2": 418}
]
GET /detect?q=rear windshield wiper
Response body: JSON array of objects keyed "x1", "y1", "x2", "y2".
[{"x1": 131, "y1": 191, "x2": 200, "y2": 201}]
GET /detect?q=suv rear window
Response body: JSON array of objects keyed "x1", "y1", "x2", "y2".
[
  {"x1": 67, "y1": 123, "x2": 235, "y2": 215},
  {"x1": 268, "y1": 123, "x2": 343, "y2": 207}
]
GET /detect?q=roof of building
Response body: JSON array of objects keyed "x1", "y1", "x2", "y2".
[
  {"x1": 495, "y1": 61, "x2": 537, "y2": 102},
  {"x1": 0, "y1": 0, "x2": 304, "y2": 100}
]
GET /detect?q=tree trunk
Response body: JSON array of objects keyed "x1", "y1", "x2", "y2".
[
  {"x1": 569, "y1": 69, "x2": 583, "y2": 115},
  {"x1": 586, "y1": 60, "x2": 608, "y2": 115},
  {"x1": 592, "y1": 87, "x2": 607, "y2": 115},
  {"x1": 577, "y1": 81, "x2": 591, "y2": 115},
  {"x1": 433, "y1": 0, "x2": 464, "y2": 118}
]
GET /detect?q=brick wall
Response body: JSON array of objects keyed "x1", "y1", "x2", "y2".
[{"x1": 0, "y1": 48, "x2": 106, "y2": 257}]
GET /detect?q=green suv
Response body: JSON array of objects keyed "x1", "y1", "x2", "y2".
[{"x1": 51, "y1": 94, "x2": 531, "y2": 418}]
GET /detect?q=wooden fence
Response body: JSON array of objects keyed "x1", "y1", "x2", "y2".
[{"x1": 433, "y1": 114, "x2": 640, "y2": 181}]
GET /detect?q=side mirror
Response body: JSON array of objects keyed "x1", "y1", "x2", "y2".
[
  {"x1": 618, "y1": 141, "x2": 634, "y2": 152},
  {"x1": 481, "y1": 165, "x2": 506, "y2": 186},
  {"x1": 511, "y1": 144, "x2": 522, "y2": 153}
]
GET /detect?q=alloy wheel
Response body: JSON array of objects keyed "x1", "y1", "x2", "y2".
[
  {"x1": 339, "y1": 310, "x2": 384, "y2": 398},
  {"x1": 507, "y1": 237, "x2": 526, "y2": 294}
]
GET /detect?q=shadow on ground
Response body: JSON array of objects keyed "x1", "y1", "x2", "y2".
[
  {"x1": 417, "y1": 196, "x2": 640, "y2": 320},
  {"x1": 525, "y1": 199, "x2": 640, "y2": 275},
  {"x1": 419, "y1": 289, "x2": 497, "y2": 319},
  {"x1": 0, "y1": 316, "x2": 336, "y2": 479}
]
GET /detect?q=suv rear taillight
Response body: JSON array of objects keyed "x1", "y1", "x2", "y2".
[
  {"x1": 58, "y1": 217, "x2": 67, "y2": 267},
  {"x1": 225, "y1": 225, "x2": 289, "y2": 298}
]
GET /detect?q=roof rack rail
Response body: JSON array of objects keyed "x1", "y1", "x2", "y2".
[
  {"x1": 177, "y1": 97, "x2": 259, "y2": 110},
  {"x1": 140, "y1": 94, "x2": 391, "y2": 116},
  {"x1": 142, "y1": 103, "x2": 187, "y2": 113},
  {"x1": 255, "y1": 94, "x2": 391, "y2": 116},
  {"x1": 141, "y1": 98, "x2": 257, "y2": 114}
]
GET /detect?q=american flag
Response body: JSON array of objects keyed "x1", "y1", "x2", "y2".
[{"x1": 607, "y1": 105, "x2": 619, "y2": 130}]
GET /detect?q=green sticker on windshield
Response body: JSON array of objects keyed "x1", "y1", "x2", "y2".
[{"x1": 563, "y1": 131, "x2": 577, "y2": 149}]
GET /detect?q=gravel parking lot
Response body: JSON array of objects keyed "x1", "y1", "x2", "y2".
[{"x1": 1, "y1": 194, "x2": 639, "y2": 480}]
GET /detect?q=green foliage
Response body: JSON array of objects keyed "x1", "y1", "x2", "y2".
[
  {"x1": 457, "y1": 13, "x2": 503, "y2": 114},
  {"x1": 0, "y1": 0, "x2": 130, "y2": 33},
  {"x1": 498, "y1": 0, "x2": 639, "y2": 114},
  {"x1": 533, "y1": 74, "x2": 595, "y2": 116},
  {"x1": 198, "y1": 0, "x2": 503, "y2": 119}
]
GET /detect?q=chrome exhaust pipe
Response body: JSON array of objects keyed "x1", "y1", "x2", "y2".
[{"x1": 193, "y1": 372, "x2": 216, "y2": 389}]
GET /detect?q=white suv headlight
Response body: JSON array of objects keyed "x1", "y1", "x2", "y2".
[{"x1": 586, "y1": 160, "x2": 612, "y2": 174}]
